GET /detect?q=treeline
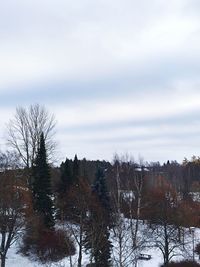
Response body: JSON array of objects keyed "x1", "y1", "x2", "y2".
[
  {"x1": 1, "y1": 104, "x2": 200, "y2": 267},
  {"x1": 52, "y1": 154, "x2": 200, "y2": 266},
  {"x1": 53, "y1": 155, "x2": 200, "y2": 200}
]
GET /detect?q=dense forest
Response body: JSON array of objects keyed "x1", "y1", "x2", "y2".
[{"x1": 1, "y1": 104, "x2": 200, "y2": 267}]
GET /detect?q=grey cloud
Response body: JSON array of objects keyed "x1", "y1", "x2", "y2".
[
  {"x1": 0, "y1": 0, "x2": 200, "y2": 162},
  {"x1": 1, "y1": 49, "x2": 200, "y2": 107},
  {"x1": 59, "y1": 110, "x2": 200, "y2": 133}
]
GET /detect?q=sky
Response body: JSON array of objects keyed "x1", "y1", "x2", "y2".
[{"x1": 0, "y1": 0, "x2": 200, "y2": 163}]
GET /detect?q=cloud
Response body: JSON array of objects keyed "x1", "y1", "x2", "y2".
[
  {"x1": 0, "y1": 0, "x2": 199, "y2": 89},
  {"x1": 53, "y1": 88, "x2": 200, "y2": 127},
  {"x1": 0, "y1": 0, "x2": 200, "y2": 162}
]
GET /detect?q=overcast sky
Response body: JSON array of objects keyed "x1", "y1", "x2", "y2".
[{"x1": 0, "y1": 0, "x2": 200, "y2": 163}]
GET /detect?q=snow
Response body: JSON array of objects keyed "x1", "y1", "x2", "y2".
[
  {"x1": 137, "y1": 248, "x2": 162, "y2": 267},
  {"x1": 5, "y1": 242, "x2": 162, "y2": 267},
  {"x1": 5, "y1": 243, "x2": 163, "y2": 267},
  {"x1": 4, "y1": 225, "x2": 200, "y2": 267},
  {"x1": 6, "y1": 242, "x2": 89, "y2": 267}
]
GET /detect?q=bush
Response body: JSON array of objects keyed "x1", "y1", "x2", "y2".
[
  {"x1": 161, "y1": 260, "x2": 200, "y2": 267},
  {"x1": 20, "y1": 219, "x2": 75, "y2": 263},
  {"x1": 195, "y1": 243, "x2": 200, "y2": 256}
]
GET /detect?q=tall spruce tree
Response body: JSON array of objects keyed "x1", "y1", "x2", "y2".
[
  {"x1": 73, "y1": 154, "x2": 79, "y2": 184},
  {"x1": 93, "y1": 168, "x2": 111, "y2": 216},
  {"x1": 32, "y1": 132, "x2": 54, "y2": 228},
  {"x1": 56, "y1": 158, "x2": 73, "y2": 220},
  {"x1": 58, "y1": 154, "x2": 79, "y2": 193},
  {"x1": 84, "y1": 168, "x2": 112, "y2": 266},
  {"x1": 59, "y1": 158, "x2": 73, "y2": 194}
]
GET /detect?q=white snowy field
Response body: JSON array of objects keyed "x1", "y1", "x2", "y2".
[
  {"x1": 4, "y1": 225, "x2": 200, "y2": 267},
  {"x1": 5, "y1": 243, "x2": 163, "y2": 267},
  {"x1": 5, "y1": 242, "x2": 90, "y2": 267}
]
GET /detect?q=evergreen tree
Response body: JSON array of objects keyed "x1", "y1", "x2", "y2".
[
  {"x1": 73, "y1": 154, "x2": 79, "y2": 184},
  {"x1": 93, "y1": 168, "x2": 111, "y2": 216},
  {"x1": 56, "y1": 158, "x2": 73, "y2": 220},
  {"x1": 84, "y1": 168, "x2": 112, "y2": 266},
  {"x1": 32, "y1": 132, "x2": 54, "y2": 228},
  {"x1": 58, "y1": 154, "x2": 79, "y2": 193},
  {"x1": 56, "y1": 154, "x2": 80, "y2": 222},
  {"x1": 59, "y1": 158, "x2": 73, "y2": 194}
]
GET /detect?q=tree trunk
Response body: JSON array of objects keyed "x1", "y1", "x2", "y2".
[
  {"x1": 78, "y1": 249, "x2": 82, "y2": 267},
  {"x1": 78, "y1": 231, "x2": 82, "y2": 267},
  {"x1": 164, "y1": 224, "x2": 169, "y2": 267},
  {"x1": 69, "y1": 254, "x2": 73, "y2": 267},
  {"x1": 119, "y1": 228, "x2": 123, "y2": 267},
  {"x1": 1, "y1": 255, "x2": 6, "y2": 267},
  {"x1": 133, "y1": 193, "x2": 141, "y2": 246}
]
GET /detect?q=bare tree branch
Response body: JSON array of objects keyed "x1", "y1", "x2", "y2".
[{"x1": 7, "y1": 104, "x2": 57, "y2": 169}]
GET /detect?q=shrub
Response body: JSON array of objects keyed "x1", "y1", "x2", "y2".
[
  {"x1": 160, "y1": 260, "x2": 200, "y2": 267},
  {"x1": 195, "y1": 243, "x2": 200, "y2": 256},
  {"x1": 20, "y1": 219, "x2": 75, "y2": 263},
  {"x1": 36, "y1": 228, "x2": 75, "y2": 262}
]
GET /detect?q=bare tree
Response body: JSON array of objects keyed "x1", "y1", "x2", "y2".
[
  {"x1": 110, "y1": 160, "x2": 131, "y2": 267},
  {"x1": 65, "y1": 178, "x2": 91, "y2": 267},
  {"x1": 0, "y1": 151, "x2": 32, "y2": 267},
  {"x1": 145, "y1": 179, "x2": 188, "y2": 266},
  {"x1": 110, "y1": 157, "x2": 146, "y2": 267},
  {"x1": 7, "y1": 104, "x2": 56, "y2": 169}
]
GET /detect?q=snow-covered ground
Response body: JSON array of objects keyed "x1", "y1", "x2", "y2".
[
  {"x1": 137, "y1": 248, "x2": 162, "y2": 267},
  {"x1": 6, "y1": 243, "x2": 90, "y2": 267},
  {"x1": 4, "y1": 226, "x2": 200, "y2": 267},
  {"x1": 6, "y1": 243, "x2": 163, "y2": 267}
]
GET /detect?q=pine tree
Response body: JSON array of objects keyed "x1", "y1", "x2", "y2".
[
  {"x1": 93, "y1": 168, "x2": 111, "y2": 215},
  {"x1": 59, "y1": 158, "x2": 73, "y2": 194},
  {"x1": 32, "y1": 132, "x2": 54, "y2": 228},
  {"x1": 58, "y1": 154, "x2": 79, "y2": 193},
  {"x1": 56, "y1": 158, "x2": 73, "y2": 220},
  {"x1": 84, "y1": 168, "x2": 112, "y2": 266},
  {"x1": 73, "y1": 154, "x2": 79, "y2": 184}
]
